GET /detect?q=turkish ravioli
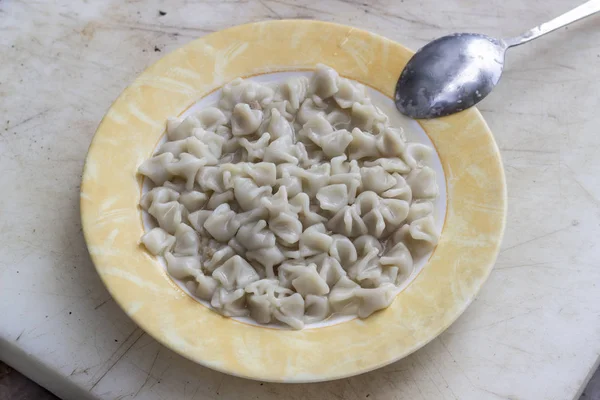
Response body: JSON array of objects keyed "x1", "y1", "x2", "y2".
[{"x1": 138, "y1": 65, "x2": 440, "y2": 329}]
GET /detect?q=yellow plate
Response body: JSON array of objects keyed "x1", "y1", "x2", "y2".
[{"x1": 81, "y1": 20, "x2": 506, "y2": 382}]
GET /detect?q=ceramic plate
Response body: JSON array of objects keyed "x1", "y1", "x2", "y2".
[{"x1": 81, "y1": 20, "x2": 506, "y2": 382}]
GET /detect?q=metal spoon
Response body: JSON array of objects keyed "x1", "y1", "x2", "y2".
[{"x1": 395, "y1": 0, "x2": 600, "y2": 119}]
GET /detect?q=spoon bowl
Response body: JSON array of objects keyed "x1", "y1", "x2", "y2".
[{"x1": 395, "y1": 34, "x2": 506, "y2": 119}]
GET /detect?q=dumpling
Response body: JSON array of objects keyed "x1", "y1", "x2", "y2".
[
  {"x1": 272, "y1": 293, "x2": 305, "y2": 330},
  {"x1": 268, "y1": 212, "x2": 303, "y2": 245},
  {"x1": 239, "y1": 132, "x2": 270, "y2": 162},
  {"x1": 316, "y1": 184, "x2": 349, "y2": 212},
  {"x1": 210, "y1": 287, "x2": 248, "y2": 317},
  {"x1": 379, "y1": 198, "x2": 410, "y2": 231},
  {"x1": 219, "y1": 78, "x2": 275, "y2": 111},
  {"x1": 140, "y1": 187, "x2": 179, "y2": 211},
  {"x1": 156, "y1": 138, "x2": 188, "y2": 157},
  {"x1": 263, "y1": 136, "x2": 299, "y2": 164},
  {"x1": 196, "y1": 166, "x2": 226, "y2": 193},
  {"x1": 327, "y1": 205, "x2": 367, "y2": 238},
  {"x1": 329, "y1": 277, "x2": 396, "y2": 318},
  {"x1": 277, "y1": 263, "x2": 307, "y2": 289},
  {"x1": 406, "y1": 166, "x2": 438, "y2": 199},
  {"x1": 354, "y1": 284, "x2": 396, "y2": 318},
  {"x1": 206, "y1": 189, "x2": 234, "y2": 214},
  {"x1": 201, "y1": 197, "x2": 227, "y2": 215},
  {"x1": 166, "y1": 153, "x2": 205, "y2": 190},
  {"x1": 178, "y1": 191, "x2": 208, "y2": 212},
  {"x1": 203, "y1": 245, "x2": 236, "y2": 273},
  {"x1": 275, "y1": 76, "x2": 309, "y2": 111},
  {"x1": 347, "y1": 128, "x2": 379, "y2": 160},
  {"x1": 246, "y1": 296, "x2": 273, "y2": 324},
  {"x1": 363, "y1": 157, "x2": 410, "y2": 175},
  {"x1": 296, "y1": 163, "x2": 331, "y2": 197},
  {"x1": 202, "y1": 203, "x2": 241, "y2": 241},
  {"x1": 407, "y1": 200, "x2": 434, "y2": 223},
  {"x1": 261, "y1": 186, "x2": 293, "y2": 216},
  {"x1": 263, "y1": 108, "x2": 294, "y2": 140},
  {"x1": 290, "y1": 192, "x2": 327, "y2": 228},
  {"x1": 391, "y1": 223, "x2": 437, "y2": 258},
  {"x1": 298, "y1": 114, "x2": 333, "y2": 144},
  {"x1": 173, "y1": 223, "x2": 199, "y2": 256},
  {"x1": 236, "y1": 220, "x2": 276, "y2": 250},
  {"x1": 231, "y1": 103, "x2": 263, "y2": 137},
  {"x1": 276, "y1": 164, "x2": 303, "y2": 198},
  {"x1": 246, "y1": 280, "x2": 280, "y2": 324},
  {"x1": 313, "y1": 129, "x2": 353, "y2": 158},
  {"x1": 192, "y1": 107, "x2": 228, "y2": 131},
  {"x1": 326, "y1": 109, "x2": 352, "y2": 130},
  {"x1": 333, "y1": 78, "x2": 369, "y2": 109},
  {"x1": 227, "y1": 237, "x2": 247, "y2": 256},
  {"x1": 186, "y1": 136, "x2": 220, "y2": 164},
  {"x1": 192, "y1": 129, "x2": 225, "y2": 160},
  {"x1": 304, "y1": 295, "x2": 330, "y2": 323},
  {"x1": 361, "y1": 207, "x2": 386, "y2": 238},
  {"x1": 402, "y1": 142, "x2": 434, "y2": 168},
  {"x1": 328, "y1": 276, "x2": 360, "y2": 314},
  {"x1": 354, "y1": 235, "x2": 383, "y2": 255},
  {"x1": 193, "y1": 274, "x2": 219, "y2": 301},
  {"x1": 162, "y1": 179, "x2": 187, "y2": 194},
  {"x1": 148, "y1": 200, "x2": 183, "y2": 234},
  {"x1": 164, "y1": 252, "x2": 201, "y2": 279},
  {"x1": 166, "y1": 115, "x2": 200, "y2": 141},
  {"x1": 409, "y1": 215, "x2": 439, "y2": 246},
  {"x1": 329, "y1": 154, "x2": 348, "y2": 174},
  {"x1": 329, "y1": 234, "x2": 358, "y2": 266},
  {"x1": 360, "y1": 166, "x2": 396, "y2": 194},
  {"x1": 380, "y1": 242, "x2": 413, "y2": 280},
  {"x1": 376, "y1": 127, "x2": 407, "y2": 158},
  {"x1": 212, "y1": 255, "x2": 259, "y2": 291},
  {"x1": 244, "y1": 162, "x2": 277, "y2": 186},
  {"x1": 355, "y1": 192, "x2": 408, "y2": 232},
  {"x1": 246, "y1": 246, "x2": 286, "y2": 279},
  {"x1": 351, "y1": 103, "x2": 389, "y2": 134},
  {"x1": 381, "y1": 173, "x2": 412, "y2": 202},
  {"x1": 328, "y1": 162, "x2": 361, "y2": 203},
  {"x1": 361, "y1": 265, "x2": 399, "y2": 288},
  {"x1": 220, "y1": 134, "x2": 242, "y2": 156},
  {"x1": 233, "y1": 177, "x2": 271, "y2": 211},
  {"x1": 138, "y1": 153, "x2": 174, "y2": 185},
  {"x1": 187, "y1": 208, "x2": 211, "y2": 234},
  {"x1": 347, "y1": 236, "x2": 381, "y2": 282},
  {"x1": 307, "y1": 254, "x2": 346, "y2": 287},
  {"x1": 291, "y1": 263, "x2": 330, "y2": 297},
  {"x1": 299, "y1": 223, "x2": 333, "y2": 257},
  {"x1": 297, "y1": 98, "x2": 327, "y2": 125},
  {"x1": 266, "y1": 100, "x2": 294, "y2": 121},
  {"x1": 141, "y1": 227, "x2": 175, "y2": 255},
  {"x1": 309, "y1": 64, "x2": 339, "y2": 99},
  {"x1": 354, "y1": 190, "x2": 379, "y2": 215}
]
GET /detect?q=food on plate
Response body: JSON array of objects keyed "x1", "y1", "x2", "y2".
[{"x1": 138, "y1": 65, "x2": 439, "y2": 329}]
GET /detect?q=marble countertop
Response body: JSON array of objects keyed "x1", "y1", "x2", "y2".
[{"x1": 1, "y1": 0, "x2": 599, "y2": 399}]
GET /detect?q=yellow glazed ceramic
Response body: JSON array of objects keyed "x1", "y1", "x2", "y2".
[{"x1": 81, "y1": 20, "x2": 506, "y2": 382}]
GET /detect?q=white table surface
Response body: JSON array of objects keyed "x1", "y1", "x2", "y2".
[{"x1": 1, "y1": 1, "x2": 599, "y2": 399}]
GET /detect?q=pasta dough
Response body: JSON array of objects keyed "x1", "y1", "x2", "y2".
[{"x1": 139, "y1": 65, "x2": 440, "y2": 329}]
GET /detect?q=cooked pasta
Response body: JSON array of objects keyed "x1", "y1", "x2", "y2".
[{"x1": 138, "y1": 65, "x2": 440, "y2": 329}]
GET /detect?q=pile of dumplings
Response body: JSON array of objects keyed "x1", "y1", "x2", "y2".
[{"x1": 138, "y1": 64, "x2": 440, "y2": 329}]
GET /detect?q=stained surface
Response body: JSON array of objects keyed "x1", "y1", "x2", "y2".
[{"x1": 1, "y1": 0, "x2": 599, "y2": 399}]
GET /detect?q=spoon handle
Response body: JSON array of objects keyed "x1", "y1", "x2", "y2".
[{"x1": 504, "y1": 0, "x2": 600, "y2": 48}]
